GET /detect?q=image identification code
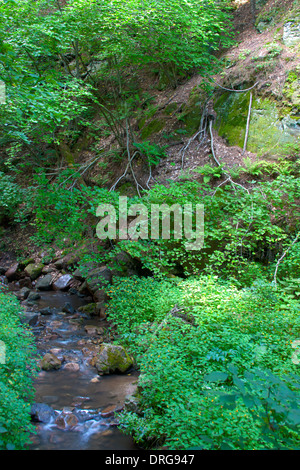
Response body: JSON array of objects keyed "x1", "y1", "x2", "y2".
[{"x1": 105, "y1": 454, "x2": 195, "y2": 467}]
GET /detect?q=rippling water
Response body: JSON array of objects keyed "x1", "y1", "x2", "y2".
[{"x1": 27, "y1": 291, "x2": 139, "y2": 450}]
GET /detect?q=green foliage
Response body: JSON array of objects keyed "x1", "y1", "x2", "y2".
[
  {"x1": 29, "y1": 170, "x2": 120, "y2": 246},
  {"x1": 0, "y1": 0, "x2": 233, "y2": 166},
  {"x1": 0, "y1": 171, "x2": 24, "y2": 219},
  {"x1": 114, "y1": 175, "x2": 299, "y2": 282},
  {"x1": 107, "y1": 276, "x2": 300, "y2": 449},
  {"x1": 192, "y1": 163, "x2": 223, "y2": 183},
  {"x1": 0, "y1": 291, "x2": 38, "y2": 449},
  {"x1": 240, "y1": 157, "x2": 299, "y2": 178},
  {"x1": 133, "y1": 141, "x2": 168, "y2": 167}
]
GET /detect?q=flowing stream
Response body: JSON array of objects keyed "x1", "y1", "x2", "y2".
[{"x1": 22, "y1": 290, "x2": 139, "y2": 450}]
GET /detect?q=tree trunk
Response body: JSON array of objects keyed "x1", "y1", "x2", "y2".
[{"x1": 250, "y1": 0, "x2": 256, "y2": 25}]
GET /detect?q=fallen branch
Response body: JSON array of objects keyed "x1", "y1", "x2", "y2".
[{"x1": 211, "y1": 80, "x2": 259, "y2": 93}]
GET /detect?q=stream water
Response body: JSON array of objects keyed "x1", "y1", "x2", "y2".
[{"x1": 21, "y1": 290, "x2": 139, "y2": 450}]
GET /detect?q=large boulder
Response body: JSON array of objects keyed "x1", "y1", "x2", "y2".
[
  {"x1": 24, "y1": 262, "x2": 44, "y2": 280},
  {"x1": 95, "y1": 343, "x2": 133, "y2": 375}
]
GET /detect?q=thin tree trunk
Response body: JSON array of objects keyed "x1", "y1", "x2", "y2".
[{"x1": 250, "y1": 0, "x2": 256, "y2": 25}]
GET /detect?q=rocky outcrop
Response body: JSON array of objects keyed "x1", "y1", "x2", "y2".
[{"x1": 283, "y1": 18, "x2": 300, "y2": 46}]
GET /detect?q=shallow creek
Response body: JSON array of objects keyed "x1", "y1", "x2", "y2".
[{"x1": 22, "y1": 290, "x2": 138, "y2": 450}]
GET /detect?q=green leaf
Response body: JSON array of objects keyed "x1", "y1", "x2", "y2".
[
  {"x1": 287, "y1": 409, "x2": 300, "y2": 426},
  {"x1": 204, "y1": 371, "x2": 228, "y2": 382}
]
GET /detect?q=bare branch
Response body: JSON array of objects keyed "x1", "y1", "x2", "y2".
[
  {"x1": 273, "y1": 232, "x2": 300, "y2": 288},
  {"x1": 243, "y1": 91, "x2": 252, "y2": 155}
]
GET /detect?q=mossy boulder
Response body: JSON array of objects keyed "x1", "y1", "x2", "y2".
[
  {"x1": 140, "y1": 118, "x2": 166, "y2": 139},
  {"x1": 214, "y1": 91, "x2": 300, "y2": 158},
  {"x1": 24, "y1": 262, "x2": 44, "y2": 280},
  {"x1": 180, "y1": 88, "x2": 206, "y2": 136},
  {"x1": 40, "y1": 353, "x2": 62, "y2": 371},
  {"x1": 95, "y1": 343, "x2": 133, "y2": 375}
]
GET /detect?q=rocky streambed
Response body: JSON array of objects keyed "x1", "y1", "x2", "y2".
[{"x1": 0, "y1": 252, "x2": 140, "y2": 450}]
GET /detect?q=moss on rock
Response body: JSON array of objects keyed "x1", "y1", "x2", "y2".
[
  {"x1": 24, "y1": 262, "x2": 44, "y2": 280},
  {"x1": 140, "y1": 118, "x2": 166, "y2": 139},
  {"x1": 180, "y1": 88, "x2": 206, "y2": 136},
  {"x1": 214, "y1": 91, "x2": 300, "y2": 157},
  {"x1": 95, "y1": 343, "x2": 133, "y2": 375}
]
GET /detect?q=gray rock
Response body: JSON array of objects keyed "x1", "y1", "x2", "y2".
[
  {"x1": 5, "y1": 263, "x2": 19, "y2": 281},
  {"x1": 19, "y1": 286, "x2": 30, "y2": 300},
  {"x1": 52, "y1": 274, "x2": 73, "y2": 291},
  {"x1": 283, "y1": 19, "x2": 300, "y2": 46},
  {"x1": 62, "y1": 302, "x2": 75, "y2": 314},
  {"x1": 31, "y1": 403, "x2": 56, "y2": 423},
  {"x1": 27, "y1": 291, "x2": 41, "y2": 301},
  {"x1": 40, "y1": 307, "x2": 54, "y2": 315},
  {"x1": 53, "y1": 258, "x2": 64, "y2": 269},
  {"x1": 73, "y1": 268, "x2": 85, "y2": 282},
  {"x1": 20, "y1": 312, "x2": 39, "y2": 326},
  {"x1": 36, "y1": 274, "x2": 53, "y2": 291}
]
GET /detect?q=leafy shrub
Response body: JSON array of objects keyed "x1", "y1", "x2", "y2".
[
  {"x1": 30, "y1": 170, "x2": 120, "y2": 246},
  {"x1": 133, "y1": 141, "x2": 168, "y2": 167},
  {"x1": 0, "y1": 292, "x2": 38, "y2": 449},
  {"x1": 0, "y1": 172, "x2": 24, "y2": 221}
]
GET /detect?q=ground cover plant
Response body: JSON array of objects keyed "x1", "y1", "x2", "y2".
[
  {"x1": 0, "y1": 290, "x2": 38, "y2": 449},
  {"x1": 106, "y1": 275, "x2": 300, "y2": 450}
]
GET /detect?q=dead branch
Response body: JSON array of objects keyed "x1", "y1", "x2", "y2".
[
  {"x1": 273, "y1": 232, "x2": 300, "y2": 288},
  {"x1": 243, "y1": 91, "x2": 253, "y2": 154}
]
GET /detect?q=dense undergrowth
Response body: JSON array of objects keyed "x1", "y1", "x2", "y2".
[
  {"x1": 107, "y1": 276, "x2": 300, "y2": 450},
  {"x1": 0, "y1": 291, "x2": 38, "y2": 449}
]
